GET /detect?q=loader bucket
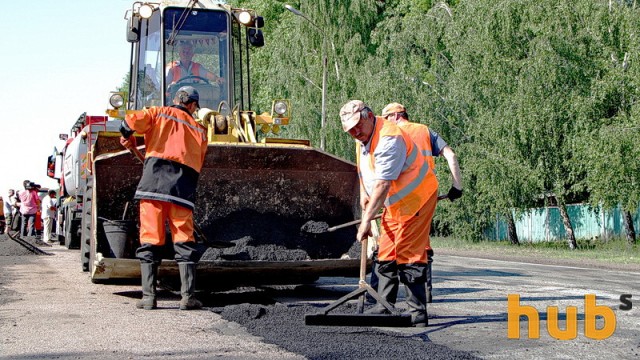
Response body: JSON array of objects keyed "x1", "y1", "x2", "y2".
[{"x1": 91, "y1": 140, "x2": 363, "y2": 286}]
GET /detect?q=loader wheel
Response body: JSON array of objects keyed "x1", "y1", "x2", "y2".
[{"x1": 80, "y1": 178, "x2": 93, "y2": 272}]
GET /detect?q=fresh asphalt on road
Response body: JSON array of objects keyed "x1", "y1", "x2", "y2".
[{"x1": 0, "y1": 235, "x2": 638, "y2": 359}]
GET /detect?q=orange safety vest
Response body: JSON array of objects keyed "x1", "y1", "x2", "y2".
[
  {"x1": 357, "y1": 117, "x2": 438, "y2": 221},
  {"x1": 166, "y1": 61, "x2": 204, "y2": 83},
  {"x1": 397, "y1": 121, "x2": 439, "y2": 191}
]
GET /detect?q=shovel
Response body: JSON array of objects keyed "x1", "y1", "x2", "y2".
[
  {"x1": 124, "y1": 143, "x2": 234, "y2": 249},
  {"x1": 301, "y1": 194, "x2": 449, "y2": 234},
  {"x1": 301, "y1": 213, "x2": 382, "y2": 234}
]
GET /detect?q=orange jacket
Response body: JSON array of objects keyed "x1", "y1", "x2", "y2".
[
  {"x1": 125, "y1": 105, "x2": 208, "y2": 210},
  {"x1": 126, "y1": 106, "x2": 207, "y2": 172},
  {"x1": 357, "y1": 118, "x2": 437, "y2": 221}
]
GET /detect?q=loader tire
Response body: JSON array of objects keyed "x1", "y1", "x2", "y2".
[{"x1": 80, "y1": 177, "x2": 93, "y2": 272}]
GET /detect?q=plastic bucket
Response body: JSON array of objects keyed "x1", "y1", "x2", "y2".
[{"x1": 102, "y1": 220, "x2": 136, "y2": 258}]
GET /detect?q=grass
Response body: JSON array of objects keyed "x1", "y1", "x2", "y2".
[{"x1": 432, "y1": 236, "x2": 640, "y2": 266}]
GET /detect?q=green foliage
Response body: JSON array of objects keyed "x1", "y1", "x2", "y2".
[{"x1": 234, "y1": 0, "x2": 640, "y2": 241}]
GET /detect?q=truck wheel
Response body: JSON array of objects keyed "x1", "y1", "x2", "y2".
[
  {"x1": 64, "y1": 207, "x2": 75, "y2": 249},
  {"x1": 68, "y1": 219, "x2": 81, "y2": 249},
  {"x1": 80, "y1": 177, "x2": 93, "y2": 272}
]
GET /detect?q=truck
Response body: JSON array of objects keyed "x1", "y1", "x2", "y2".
[
  {"x1": 49, "y1": 0, "x2": 363, "y2": 287},
  {"x1": 47, "y1": 113, "x2": 116, "y2": 253}
]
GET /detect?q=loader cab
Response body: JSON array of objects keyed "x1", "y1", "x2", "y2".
[{"x1": 127, "y1": 3, "x2": 262, "y2": 113}]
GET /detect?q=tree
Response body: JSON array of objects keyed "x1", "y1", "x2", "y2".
[{"x1": 573, "y1": 2, "x2": 640, "y2": 244}]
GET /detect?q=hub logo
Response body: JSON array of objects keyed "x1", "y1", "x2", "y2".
[{"x1": 507, "y1": 294, "x2": 620, "y2": 340}]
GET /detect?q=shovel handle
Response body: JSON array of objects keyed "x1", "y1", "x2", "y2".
[
  {"x1": 327, "y1": 213, "x2": 383, "y2": 232},
  {"x1": 328, "y1": 194, "x2": 448, "y2": 233},
  {"x1": 129, "y1": 146, "x2": 146, "y2": 164}
]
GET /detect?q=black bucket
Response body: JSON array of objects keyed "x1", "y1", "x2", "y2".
[{"x1": 101, "y1": 219, "x2": 137, "y2": 258}]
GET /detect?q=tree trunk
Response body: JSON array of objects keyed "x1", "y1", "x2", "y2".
[
  {"x1": 506, "y1": 212, "x2": 519, "y2": 245},
  {"x1": 558, "y1": 203, "x2": 577, "y2": 249},
  {"x1": 623, "y1": 210, "x2": 636, "y2": 245}
]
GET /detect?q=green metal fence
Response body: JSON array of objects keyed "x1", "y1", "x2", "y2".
[{"x1": 486, "y1": 204, "x2": 640, "y2": 242}]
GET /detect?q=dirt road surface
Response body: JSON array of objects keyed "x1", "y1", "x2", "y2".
[{"x1": 1, "y1": 235, "x2": 638, "y2": 359}]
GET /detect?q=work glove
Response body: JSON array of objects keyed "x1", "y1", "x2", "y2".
[
  {"x1": 447, "y1": 186, "x2": 463, "y2": 202},
  {"x1": 119, "y1": 135, "x2": 137, "y2": 150}
]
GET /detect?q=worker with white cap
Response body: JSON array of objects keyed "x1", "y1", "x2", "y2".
[{"x1": 339, "y1": 100, "x2": 439, "y2": 327}]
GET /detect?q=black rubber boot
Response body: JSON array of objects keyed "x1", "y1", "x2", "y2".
[
  {"x1": 366, "y1": 261, "x2": 398, "y2": 314},
  {"x1": 178, "y1": 263, "x2": 202, "y2": 310},
  {"x1": 400, "y1": 263, "x2": 428, "y2": 327},
  {"x1": 136, "y1": 262, "x2": 157, "y2": 310}
]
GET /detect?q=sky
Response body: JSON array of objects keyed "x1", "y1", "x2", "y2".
[{"x1": 0, "y1": 0, "x2": 132, "y2": 194}]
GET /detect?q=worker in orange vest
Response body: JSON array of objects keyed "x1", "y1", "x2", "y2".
[
  {"x1": 340, "y1": 100, "x2": 439, "y2": 327},
  {"x1": 166, "y1": 41, "x2": 225, "y2": 87},
  {"x1": 120, "y1": 86, "x2": 208, "y2": 311},
  {"x1": 380, "y1": 102, "x2": 463, "y2": 304}
]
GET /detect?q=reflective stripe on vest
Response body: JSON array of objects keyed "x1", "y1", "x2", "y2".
[
  {"x1": 159, "y1": 113, "x2": 207, "y2": 142},
  {"x1": 134, "y1": 190, "x2": 195, "y2": 209}
]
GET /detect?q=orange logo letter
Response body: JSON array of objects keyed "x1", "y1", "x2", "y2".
[
  {"x1": 584, "y1": 294, "x2": 616, "y2": 340},
  {"x1": 547, "y1": 305, "x2": 578, "y2": 340},
  {"x1": 508, "y1": 294, "x2": 539, "y2": 339}
]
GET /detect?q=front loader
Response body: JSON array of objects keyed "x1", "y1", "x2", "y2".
[{"x1": 83, "y1": 0, "x2": 362, "y2": 287}]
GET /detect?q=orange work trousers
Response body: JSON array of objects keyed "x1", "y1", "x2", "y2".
[
  {"x1": 378, "y1": 192, "x2": 438, "y2": 264},
  {"x1": 139, "y1": 199, "x2": 195, "y2": 246}
]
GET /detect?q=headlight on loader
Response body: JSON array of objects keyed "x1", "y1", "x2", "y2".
[
  {"x1": 109, "y1": 93, "x2": 125, "y2": 108},
  {"x1": 138, "y1": 4, "x2": 154, "y2": 19},
  {"x1": 274, "y1": 100, "x2": 288, "y2": 116},
  {"x1": 238, "y1": 11, "x2": 252, "y2": 25}
]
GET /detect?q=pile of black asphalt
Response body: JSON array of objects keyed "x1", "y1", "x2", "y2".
[
  {"x1": 0, "y1": 233, "x2": 478, "y2": 358},
  {"x1": 213, "y1": 302, "x2": 480, "y2": 360},
  {"x1": 195, "y1": 211, "x2": 479, "y2": 358},
  {"x1": 200, "y1": 209, "x2": 361, "y2": 262},
  {"x1": 0, "y1": 233, "x2": 42, "y2": 307},
  {"x1": 0, "y1": 233, "x2": 46, "y2": 256}
]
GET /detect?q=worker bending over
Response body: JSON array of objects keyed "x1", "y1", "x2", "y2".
[
  {"x1": 120, "y1": 86, "x2": 208, "y2": 310},
  {"x1": 339, "y1": 100, "x2": 437, "y2": 327}
]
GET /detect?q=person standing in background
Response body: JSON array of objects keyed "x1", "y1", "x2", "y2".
[
  {"x1": 0, "y1": 195, "x2": 4, "y2": 234},
  {"x1": 17, "y1": 181, "x2": 39, "y2": 237},
  {"x1": 3, "y1": 190, "x2": 16, "y2": 230},
  {"x1": 41, "y1": 190, "x2": 57, "y2": 244}
]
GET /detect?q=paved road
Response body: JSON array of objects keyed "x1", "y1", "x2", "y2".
[
  {"x1": 1, "y1": 242, "x2": 638, "y2": 359},
  {"x1": 424, "y1": 255, "x2": 640, "y2": 359}
]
